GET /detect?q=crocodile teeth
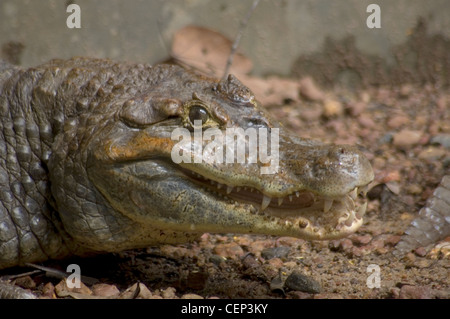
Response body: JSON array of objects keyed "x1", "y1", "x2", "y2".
[
  {"x1": 349, "y1": 188, "x2": 358, "y2": 200},
  {"x1": 358, "y1": 185, "x2": 369, "y2": 196},
  {"x1": 324, "y1": 199, "x2": 333, "y2": 213},
  {"x1": 278, "y1": 197, "x2": 284, "y2": 206},
  {"x1": 261, "y1": 195, "x2": 272, "y2": 210},
  {"x1": 226, "y1": 186, "x2": 233, "y2": 194},
  {"x1": 356, "y1": 201, "x2": 368, "y2": 219},
  {"x1": 345, "y1": 210, "x2": 355, "y2": 226},
  {"x1": 289, "y1": 195, "x2": 293, "y2": 202},
  {"x1": 295, "y1": 191, "x2": 300, "y2": 198}
]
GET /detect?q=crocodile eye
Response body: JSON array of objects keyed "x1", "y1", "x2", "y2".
[{"x1": 189, "y1": 105, "x2": 209, "y2": 125}]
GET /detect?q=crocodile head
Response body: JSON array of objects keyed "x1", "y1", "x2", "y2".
[{"x1": 50, "y1": 62, "x2": 373, "y2": 253}]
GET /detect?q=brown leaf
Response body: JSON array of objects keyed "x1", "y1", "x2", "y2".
[{"x1": 171, "y1": 25, "x2": 252, "y2": 77}]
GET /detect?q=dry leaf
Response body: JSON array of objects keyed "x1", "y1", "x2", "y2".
[{"x1": 171, "y1": 25, "x2": 252, "y2": 77}]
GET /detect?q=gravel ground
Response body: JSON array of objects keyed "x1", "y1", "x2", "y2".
[{"x1": 2, "y1": 78, "x2": 448, "y2": 299}]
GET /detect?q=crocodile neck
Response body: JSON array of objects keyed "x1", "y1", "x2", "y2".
[{"x1": 0, "y1": 62, "x2": 69, "y2": 267}]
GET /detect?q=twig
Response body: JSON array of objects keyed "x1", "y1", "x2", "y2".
[{"x1": 223, "y1": 0, "x2": 260, "y2": 80}]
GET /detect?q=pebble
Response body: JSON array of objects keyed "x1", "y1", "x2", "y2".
[
  {"x1": 209, "y1": 254, "x2": 227, "y2": 266},
  {"x1": 92, "y1": 283, "x2": 120, "y2": 297},
  {"x1": 405, "y1": 184, "x2": 422, "y2": 195},
  {"x1": 384, "y1": 235, "x2": 402, "y2": 247},
  {"x1": 430, "y1": 134, "x2": 450, "y2": 149},
  {"x1": 392, "y1": 130, "x2": 422, "y2": 148},
  {"x1": 387, "y1": 115, "x2": 409, "y2": 129},
  {"x1": 247, "y1": 240, "x2": 272, "y2": 256},
  {"x1": 323, "y1": 99, "x2": 344, "y2": 117},
  {"x1": 55, "y1": 279, "x2": 92, "y2": 297},
  {"x1": 266, "y1": 257, "x2": 284, "y2": 269},
  {"x1": 398, "y1": 285, "x2": 434, "y2": 299},
  {"x1": 269, "y1": 272, "x2": 285, "y2": 292},
  {"x1": 358, "y1": 115, "x2": 376, "y2": 128},
  {"x1": 41, "y1": 282, "x2": 55, "y2": 299},
  {"x1": 284, "y1": 270, "x2": 321, "y2": 294},
  {"x1": 121, "y1": 282, "x2": 153, "y2": 299},
  {"x1": 299, "y1": 77, "x2": 324, "y2": 101},
  {"x1": 399, "y1": 84, "x2": 413, "y2": 98},
  {"x1": 160, "y1": 245, "x2": 195, "y2": 259},
  {"x1": 346, "y1": 101, "x2": 366, "y2": 117},
  {"x1": 300, "y1": 107, "x2": 322, "y2": 121},
  {"x1": 161, "y1": 287, "x2": 177, "y2": 299},
  {"x1": 14, "y1": 276, "x2": 36, "y2": 289},
  {"x1": 350, "y1": 234, "x2": 372, "y2": 246},
  {"x1": 181, "y1": 293, "x2": 204, "y2": 299},
  {"x1": 261, "y1": 246, "x2": 291, "y2": 260},
  {"x1": 213, "y1": 242, "x2": 244, "y2": 259},
  {"x1": 286, "y1": 291, "x2": 313, "y2": 299},
  {"x1": 418, "y1": 147, "x2": 446, "y2": 160}
]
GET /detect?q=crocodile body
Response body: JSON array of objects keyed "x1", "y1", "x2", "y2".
[
  {"x1": 394, "y1": 175, "x2": 450, "y2": 255},
  {"x1": 0, "y1": 57, "x2": 373, "y2": 269}
]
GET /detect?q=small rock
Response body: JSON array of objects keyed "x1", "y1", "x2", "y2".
[
  {"x1": 414, "y1": 247, "x2": 428, "y2": 257},
  {"x1": 247, "y1": 240, "x2": 272, "y2": 256},
  {"x1": 282, "y1": 261, "x2": 298, "y2": 269},
  {"x1": 398, "y1": 285, "x2": 435, "y2": 299},
  {"x1": 399, "y1": 84, "x2": 413, "y2": 98},
  {"x1": 41, "y1": 282, "x2": 55, "y2": 299},
  {"x1": 286, "y1": 291, "x2": 313, "y2": 299},
  {"x1": 406, "y1": 184, "x2": 422, "y2": 195},
  {"x1": 360, "y1": 91, "x2": 371, "y2": 103},
  {"x1": 300, "y1": 107, "x2": 322, "y2": 121},
  {"x1": 209, "y1": 254, "x2": 227, "y2": 266},
  {"x1": 92, "y1": 283, "x2": 120, "y2": 297},
  {"x1": 378, "y1": 133, "x2": 393, "y2": 144},
  {"x1": 346, "y1": 101, "x2": 366, "y2": 117},
  {"x1": 387, "y1": 115, "x2": 409, "y2": 129},
  {"x1": 261, "y1": 246, "x2": 291, "y2": 260},
  {"x1": 269, "y1": 272, "x2": 285, "y2": 293},
  {"x1": 430, "y1": 134, "x2": 450, "y2": 149},
  {"x1": 299, "y1": 77, "x2": 324, "y2": 101},
  {"x1": 160, "y1": 245, "x2": 194, "y2": 259},
  {"x1": 358, "y1": 115, "x2": 376, "y2": 128},
  {"x1": 276, "y1": 237, "x2": 305, "y2": 247},
  {"x1": 55, "y1": 279, "x2": 92, "y2": 297},
  {"x1": 266, "y1": 257, "x2": 284, "y2": 269},
  {"x1": 313, "y1": 293, "x2": 344, "y2": 299},
  {"x1": 350, "y1": 234, "x2": 372, "y2": 246},
  {"x1": 323, "y1": 99, "x2": 343, "y2": 117},
  {"x1": 181, "y1": 293, "x2": 204, "y2": 299},
  {"x1": 120, "y1": 282, "x2": 153, "y2": 299},
  {"x1": 284, "y1": 270, "x2": 321, "y2": 294},
  {"x1": 384, "y1": 235, "x2": 402, "y2": 247},
  {"x1": 418, "y1": 147, "x2": 446, "y2": 160},
  {"x1": 14, "y1": 276, "x2": 36, "y2": 289},
  {"x1": 339, "y1": 238, "x2": 353, "y2": 251},
  {"x1": 161, "y1": 287, "x2": 177, "y2": 299},
  {"x1": 393, "y1": 130, "x2": 422, "y2": 148},
  {"x1": 213, "y1": 242, "x2": 244, "y2": 259}
]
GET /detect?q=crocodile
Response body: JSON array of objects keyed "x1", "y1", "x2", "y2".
[{"x1": 0, "y1": 57, "x2": 374, "y2": 270}]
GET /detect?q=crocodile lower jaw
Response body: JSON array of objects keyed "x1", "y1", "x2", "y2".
[{"x1": 184, "y1": 169, "x2": 370, "y2": 239}]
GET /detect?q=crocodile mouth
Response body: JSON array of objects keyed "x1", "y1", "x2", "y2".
[{"x1": 182, "y1": 168, "x2": 369, "y2": 239}]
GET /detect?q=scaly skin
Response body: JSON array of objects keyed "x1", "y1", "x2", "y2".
[
  {"x1": 0, "y1": 57, "x2": 373, "y2": 269},
  {"x1": 394, "y1": 175, "x2": 450, "y2": 255}
]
